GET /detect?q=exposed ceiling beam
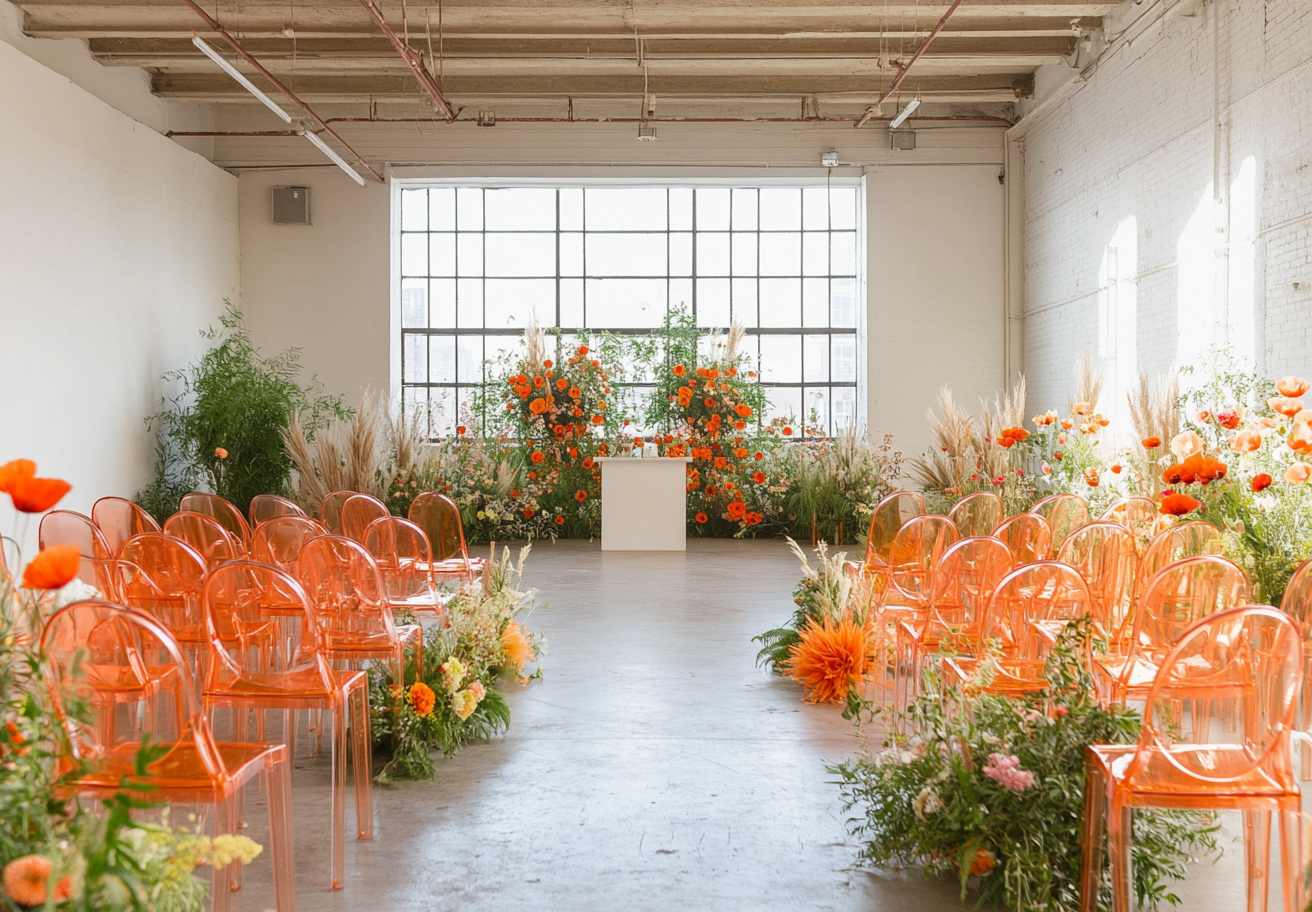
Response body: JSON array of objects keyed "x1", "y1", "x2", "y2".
[{"x1": 355, "y1": 0, "x2": 457, "y2": 119}]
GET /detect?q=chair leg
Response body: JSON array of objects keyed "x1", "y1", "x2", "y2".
[
  {"x1": 211, "y1": 798, "x2": 233, "y2": 912},
  {"x1": 1107, "y1": 797, "x2": 1132, "y2": 912},
  {"x1": 331, "y1": 699, "x2": 348, "y2": 890},
  {"x1": 351, "y1": 684, "x2": 374, "y2": 839},
  {"x1": 1280, "y1": 808, "x2": 1303, "y2": 912},
  {"x1": 266, "y1": 749, "x2": 297, "y2": 912},
  {"x1": 1244, "y1": 810, "x2": 1272, "y2": 912},
  {"x1": 1079, "y1": 755, "x2": 1106, "y2": 912}
]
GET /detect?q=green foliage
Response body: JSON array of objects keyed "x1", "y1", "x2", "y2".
[
  {"x1": 754, "y1": 539, "x2": 856, "y2": 672},
  {"x1": 832, "y1": 620, "x2": 1219, "y2": 912},
  {"x1": 139, "y1": 301, "x2": 347, "y2": 517}
]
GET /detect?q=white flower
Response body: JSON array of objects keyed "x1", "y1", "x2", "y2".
[{"x1": 912, "y1": 786, "x2": 942, "y2": 820}]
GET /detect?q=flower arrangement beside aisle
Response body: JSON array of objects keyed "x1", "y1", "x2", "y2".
[{"x1": 370, "y1": 545, "x2": 545, "y2": 782}]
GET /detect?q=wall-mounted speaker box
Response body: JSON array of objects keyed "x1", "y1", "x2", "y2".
[
  {"x1": 891, "y1": 131, "x2": 917, "y2": 152},
  {"x1": 272, "y1": 186, "x2": 311, "y2": 225}
]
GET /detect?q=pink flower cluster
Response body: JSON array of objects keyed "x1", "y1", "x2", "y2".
[{"x1": 982, "y1": 753, "x2": 1035, "y2": 791}]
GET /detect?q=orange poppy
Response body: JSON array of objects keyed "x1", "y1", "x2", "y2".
[
  {"x1": 1230, "y1": 429, "x2": 1262, "y2": 453},
  {"x1": 969, "y1": 848, "x2": 996, "y2": 875},
  {"x1": 1216, "y1": 409, "x2": 1241, "y2": 429},
  {"x1": 523, "y1": 508, "x2": 535, "y2": 519},
  {"x1": 1277, "y1": 376, "x2": 1310, "y2": 398},
  {"x1": 0, "y1": 459, "x2": 36, "y2": 494},
  {"x1": 582, "y1": 457, "x2": 595, "y2": 469},
  {"x1": 556, "y1": 515, "x2": 565, "y2": 525},
  {"x1": 1270, "y1": 396, "x2": 1304, "y2": 417},
  {"x1": 575, "y1": 490, "x2": 588, "y2": 502},
  {"x1": 673, "y1": 365, "x2": 686, "y2": 377},
  {"x1": 695, "y1": 512, "x2": 708, "y2": 524},
  {"x1": 705, "y1": 485, "x2": 717, "y2": 496},
  {"x1": 591, "y1": 415, "x2": 604, "y2": 425},
  {"x1": 533, "y1": 376, "x2": 545, "y2": 388},
  {"x1": 735, "y1": 403, "x2": 753, "y2": 418},
  {"x1": 215, "y1": 447, "x2": 229, "y2": 459},
  {"x1": 510, "y1": 489, "x2": 520, "y2": 499},
  {"x1": 529, "y1": 398, "x2": 549, "y2": 415},
  {"x1": 754, "y1": 452, "x2": 763, "y2": 460},
  {"x1": 752, "y1": 471, "x2": 766, "y2": 484},
  {"x1": 727, "y1": 501, "x2": 746, "y2": 521},
  {"x1": 745, "y1": 512, "x2": 762, "y2": 525},
  {"x1": 704, "y1": 398, "x2": 716, "y2": 408},
  {"x1": 997, "y1": 437, "x2": 1015, "y2": 449},
  {"x1": 714, "y1": 457, "x2": 728, "y2": 469},
  {"x1": 530, "y1": 451, "x2": 545, "y2": 465},
  {"x1": 1251, "y1": 473, "x2": 1273, "y2": 492},
  {"x1": 1159, "y1": 492, "x2": 1202, "y2": 516},
  {"x1": 22, "y1": 544, "x2": 81, "y2": 590},
  {"x1": 577, "y1": 345, "x2": 589, "y2": 356},
  {"x1": 782, "y1": 427, "x2": 793, "y2": 436},
  {"x1": 543, "y1": 359, "x2": 553, "y2": 369},
  {"x1": 568, "y1": 387, "x2": 582, "y2": 399},
  {"x1": 1110, "y1": 464, "x2": 1123, "y2": 474},
  {"x1": 1142, "y1": 436, "x2": 1161, "y2": 449},
  {"x1": 8, "y1": 477, "x2": 71, "y2": 514},
  {"x1": 1286, "y1": 462, "x2": 1312, "y2": 485}
]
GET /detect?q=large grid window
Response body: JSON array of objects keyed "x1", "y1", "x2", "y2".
[{"x1": 397, "y1": 184, "x2": 860, "y2": 437}]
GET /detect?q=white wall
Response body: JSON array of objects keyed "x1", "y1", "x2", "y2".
[
  {"x1": 1019, "y1": 0, "x2": 1312, "y2": 422},
  {"x1": 0, "y1": 40, "x2": 239, "y2": 554},
  {"x1": 232, "y1": 120, "x2": 1008, "y2": 459}
]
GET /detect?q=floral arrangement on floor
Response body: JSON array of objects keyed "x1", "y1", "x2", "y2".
[
  {"x1": 0, "y1": 459, "x2": 260, "y2": 911},
  {"x1": 832, "y1": 620, "x2": 1219, "y2": 912},
  {"x1": 369, "y1": 545, "x2": 545, "y2": 782}
]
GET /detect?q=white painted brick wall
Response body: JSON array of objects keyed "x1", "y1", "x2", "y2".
[{"x1": 1022, "y1": 0, "x2": 1312, "y2": 416}]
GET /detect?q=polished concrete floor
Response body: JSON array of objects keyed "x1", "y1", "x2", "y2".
[{"x1": 228, "y1": 539, "x2": 1273, "y2": 911}]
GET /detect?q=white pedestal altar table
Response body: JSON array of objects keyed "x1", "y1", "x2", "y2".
[{"x1": 595, "y1": 456, "x2": 693, "y2": 551}]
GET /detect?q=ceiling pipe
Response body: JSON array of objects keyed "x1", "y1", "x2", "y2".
[
  {"x1": 855, "y1": 0, "x2": 964, "y2": 128},
  {"x1": 181, "y1": 0, "x2": 385, "y2": 182},
  {"x1": 356, "y1": 0, "x2": 460, "y2": 121}
]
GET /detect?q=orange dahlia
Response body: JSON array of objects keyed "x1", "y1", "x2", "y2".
[
  {"x1": 782, "y1": 613, "x2": 871, "y2": 704},
  {"x1": 408, "y1": 682, "x2": 436, "y2": 717},
  {"x1": 502, "y1": 621, "x2": 535, "y2": 671}
]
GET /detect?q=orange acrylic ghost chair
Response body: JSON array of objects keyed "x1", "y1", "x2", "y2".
[
  {"x1": 180, "y1": 492, "x2": 253, "y2": 549},
  {"x1": 947, "y1": 492, "x2": 1005, "y2": 540},
  {"x1": 408, "y1": 492, "x2": 485, "y2": 583},
  {"x1": 41, "y1": 601, "x2": 296, "y2": 912},
  {"x1": 319, "y1": 491, "x2": 356, "y2": 536},
  {"x1": 91, "y1": 497, "x2": 161, "y2": 555},
  {"x1": 249, "y1": 494, "x2": 307, "y2": 527},
  {"x1": 202, "y1": 562, "x2": 372, "y2": 891},
  {"x1": 1280, "y1": 561, "x2": 1312, "y2": 779},
  {"x1": 894, "y1": 536, "x2": 1012, "y2": 711},
  {"x1": 943, "y1": 561, "x2": 1092, "y2": 698},
  {"x1": 1092, "y1": 554, "x2": 1251, "y2": 708},
  {"x1": 250, "y1": 516, "x2": 327, "y2": 576},
  {"x1": 1030, "y1": 493, "x2": 1089, "y2": 552},
  {"x1": 295, "y1": 536, "x2": 424, "y2": 691},
  {"x1": 993, "y1": 512, "x2": 1053, "y2": 565},
  {"x1": 341, "y1": 494, "x2": 390, "y2": 545},
  {"x1": 1101, "y1": 494, "x2": 1160, "y2": 554},
  {"x1": 883, "y1": 516, "x2": 961, "y2": 615},
  {"x1": 363, "y1": 517, "x2": 449, "y2": 621},
  {"x1": 1057, "y1": 521, "x2": 1138, "y2": 653},
  {"x1": 1081, "y1": 605, "x2": 1303, "y2": 912},
  {"x1": 845, "y1": 491, "x2": 925, "y2": 585},
  {"x1": 164, "y1": 512, "x2": 245, "y2": 570},
  {"x1": 39, "y1": 510, "x2": 112, "y2": 560},
  {"x1": 1135, "y1": 521, "x2": 1224, "y2": 605},
  {"x1": 116, "y1": 533, "x2": 210, "y2": 659}
]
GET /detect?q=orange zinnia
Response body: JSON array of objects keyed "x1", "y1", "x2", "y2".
[
  {"x1": 22, "y1": 544, "x2": 81, "y2": 590},
  {"x1": 502, "y1": 621, "x2": 535, "y2": 670},
  {"x1": 1159, "y1": 492, "x2": 1202, "y2": 516},
  {"x1": 782, "y1": 613, "x2": 871, "y2": 704}
]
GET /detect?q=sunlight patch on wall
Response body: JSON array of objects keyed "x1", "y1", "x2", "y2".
[{"x1": 1098, "y1": 215, "x2": 1137, "y2": 446}]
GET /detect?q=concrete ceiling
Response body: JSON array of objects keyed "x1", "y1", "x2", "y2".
[{"x1": 16, "y1": 0, "x2": 1119, "y2": 119}]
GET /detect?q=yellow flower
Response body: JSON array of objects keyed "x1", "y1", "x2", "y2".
[
  {"x1": 451, "y1": 689, "x2": 479, "y2": 719},
  {"x1": 440, "y1": 658, "x2": 467, "y2": 692}
]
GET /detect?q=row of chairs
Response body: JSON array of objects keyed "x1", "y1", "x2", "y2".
[
  {"x1": 22, "y1": 489, "x2": 490, "y2": 911},
  {"x1": 849, "y1": 491, "x2": 1309, "y2": 912}
]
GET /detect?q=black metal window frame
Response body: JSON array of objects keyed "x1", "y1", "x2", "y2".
[{"x1": 396, "y1": 184, "x2": 862, "y2": 438}]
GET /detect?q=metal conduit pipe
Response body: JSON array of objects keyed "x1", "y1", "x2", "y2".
[{"x1": 854, "y1": 0, "x2": 965, "y2": 129}]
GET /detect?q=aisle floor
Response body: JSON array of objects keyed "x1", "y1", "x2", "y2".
[{"x1": 230, "y1": 538, "x2": 1269, "y2": 911}]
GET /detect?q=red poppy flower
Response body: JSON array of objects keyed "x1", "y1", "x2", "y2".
[
  {"x1": 752, "y1": 471, "x2": 766, "y2": 484},
  {"x1": 1251, "y1": 473, "x2": 1273, "y2": 492},
  {"x1": 555, "y1": 516, "x2": 565, "y2": 525},
  {"x1": 0, "y1": 459, "x2": 35, "y2": 494},
  {"x1": 22, "y1": 544, "x2": 81, "y2": 590},
  {"x1": 744, "y1": 512, "x2": 762, "y2": 526},
  {"x1": 727, "y1": 501, "x2": 746, "y2": 521},
  {"x1": 1159, "y1": 492, "x2": 1202, "y2": 516},
  {"x1": 456, "y1": 425, "x2": 467, "y2": 435},
  {"x1": 543, "y1": 359, "x2": 553, "y2": 369},
  {"x1": 8, "y1": 477, "x2": 72, "y2": 514},
  {"x1": 510, "y1": 489, "x2": 520, "y2": 499},
  {"x1": 575, "y1": 490, "x2": 588, "y2": 502},
  {"x1": 531, "y1": 451, "x2": 545, "y2": 465},
  {"x1": 1142, "y1": 436, "x2": 1161, "y2": 449},
  {"x1": 673, "y1": 365, "x2": 686, "y2": 377},
  {"x1": 695, "y1": 512, "x2": 708, "y2": 524},
  {"x1": 782, "y1": 427, "x2": 793, "y2": 436},
  {"x1": 523, "y1": 508, "x2": 535, "y2": 519}
]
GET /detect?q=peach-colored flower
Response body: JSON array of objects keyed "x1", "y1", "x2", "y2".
[
  {"x1": 1196, "y1": 409, "x2": 1212, "y2": 424},
  {"x1": 1277, "y1": 376, "x2": 1310, "y2": 398},
  {"x1": 1269, "y1": 396, "x2": 1304, "y2": 417},
  {"x1": 1230, "y1": 429, "x2": 1262, "y2": 453},
  {"x1": 1169, "y1": 430, "x2": 1204, "y2": 459},
  {"x1": 3, "y1": 855, "x2": 72, "y2": 907},
  {"x1": 1285, "y1": 462, "x2": 1312, "y2": 485}
]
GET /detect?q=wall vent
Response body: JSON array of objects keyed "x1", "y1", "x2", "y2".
[
  {"x1": 272, "y1": 186, "x2": 311, "y2": 225},
  {"x1": 890, "y1": 131, "x2": 916, "y2": 152}
]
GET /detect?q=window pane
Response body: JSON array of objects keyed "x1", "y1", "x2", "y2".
[
  {"x1": 759, "y1": 334, "x2": 801, "y2": 382},
  {"x1": 587, "y1": 188, "x2": 667, "y2": 231},
  {"x1": 831, "y1": 278, "x2": 857, "y2": 327},
  {"x1": 400, "y1": 234, "x2": 427, "y2": 277},
  {"x1": 587, "y1": 233, "x2": 667, "y2": 276},
  {"x1": 429, "y1": 388, "x2": 455, "y2": 436},
  {"x1": 802, "y1": 187, "x2": 830, "y2": 230},
  {"x1": 585, "y1": 278, "x2": 667, "y2": 328},
  {"x1": 731, "y1": 233, "x2": 757, "y2": 276},
  {"x1": 760, "y1": 279, "x2": 800, "y2": 327},
  {"x1": 759, "y1": 188, "x2": 800, "y2": 229},
  {"x1": 485, "y1": 334, "x2": 518, "y2": 373},
  {"x1": 831, "y1": 231, "x2": 858, "y2": 275},
  {"x1": 402, "y1": 333, "x2": 426, "y2": 383},
  {"x1": 486, "y1": 188, "x2": 555, "y2": 230},
  {"x1": 670, "y1": 188, "x2": 693, "y2": 230},
  {"x1": 429, "y1": 189, "x2": 455, "y2": 230},
  {"x1": 670, "y1": 233, "x2": 692, "y2": 276},
  {"x1": 401, "y1": 279, "x2": 427, "y2": 328},
  {"x1": 759, "y1": 232, "x2": 801, "y2": 276},
  {"x1": 696, "y1": 232, "x2": 730, "y2": 276},
  {"x1": 697, "y1": 278, "x2": 730, "y2": 327},
  {"x1": 696, "y1": 188, "x2": 730, "y2": 230},
  {"x1": 559, "y1": 188, "x2": 583, "y2": 230},
  {"x1": 485, "y1": 232, "x2": 555, "y2": 277},
  {"x1": 803, "y1": 386, "x2": 831, "y2": 434},
  {"x1": 429, "y1": 335, "x2": 456, "y2": 383},
  {"x1": 485, "y1": 279, "x2": 555, "y2": 328},
  {"x1": 833, "y1": 387, "x2": 857, "y2": 431},
  {"x1": 560, "y1": 278, "x2": 584, "y2": 326},
  {"x1": 456, "y1": 188, "x2": 482, "y2": 230},
  {"x1": 732, "y1": 188, "x2": 757, "y2": 230},
  {"x1": 803, "y1": 334, "x2": 828, "y2": 383},
  {"x1": 767, "y1": 386, "x2": 801, "y2": 424},
  {"x1": 670, "y1": 278, "x2": 692, "y2": 313},
  {"x1": 428, "y1": 279, "x2": 456, "y2": 328},
  {"x1": 731, "y1": 278, "x2": 758, "y2": 327},
  {"x1": 457, "y1": 279, "x2": 483, "y2": 328},
  {"x1": 457, "y1": 336, "x2": 482, "y2": 383},
  {"x1": 802, "y1": 232, "x2": 828, "y2": 276},
  {"x1": 401, "y1": 189, "x2": 427, "y2": 231},
  {"x1": 829, "y1": 187, "x2": 858, "y2": 230},
  {"x1": 560, "y1": 232, "x2": 583, "y2": 277},
  {"x1": 802, "y1": 278, "x2": 828, "y2": 327},
  {"x1": 457, "y1": 233, "x2": 483, "y2": 276},
  {"x1": 429, "y1": 233, "x2": 455, "y2": 276},
  {"x1": 832, "y1": 334, "x2": 857, "y2": 382}
]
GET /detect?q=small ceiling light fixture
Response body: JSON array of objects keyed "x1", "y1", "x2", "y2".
[
  {"x1": 637, "y1": 123, "x2": 658, "y2": 141},
  {"x1": 301, "y1": 129, "x2": 366, "y2": 186},
  {"x1": 192, "y1": 35, "x2": 292, "y2": 123},
  {"x1": 889, "y1": 95, "x2": 921, "y2": 129}
]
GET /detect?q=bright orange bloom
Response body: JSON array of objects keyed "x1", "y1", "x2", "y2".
[
  {"x1": 0, "y1": 460, "x2": 36, "y2": 494},
  {"x1": 1217, "y1": 409, "x2": 1241, "y2": 429},
  {"x1": 1159, "y1": 492, "x2": 1202, "y2": 516},
  {"x1": 713, "y1": 457, "x2": 728, "y2": 470},
  {"x1": 523, "y1": 508, "x2": 535, "y2": 519},
  {"x1": 1060, "y1": 420, "x2": 1073, "y2": 430},
  {"x1": 1142, "y1": 436, "x2": 1162, "y2": 449},
  {"x1": 969, "y1": 848, "x2": 996, "y2": 875},
  {"x1": 735, "y1": 403, "x2": 753, "y2": 418},
  {"x1": 575, "y1": 490, "x2": 588, "y2": 502},
  {"x1": 543, "y1": 359, "x2": 553, "y2": 369},
  {"x1": 555, "y1": 515, "x2": 565, "y2": 525},
  {"x1": 215, "y1": 447, "x2": 229, "y2": 459},
  {"x1": 997, "y1": 437, "x2": 1015, "y2": 449},
  {"x1": 408, "y1": 682, "x2": 436, "y2": 717},
  {"x1": 533, "y1": 376, "x2": 545, "y2": 388},
  {"x1": 502, "y1": 621, "x2": 535, "y2": 671},
  {"x1": 745, "y1": 512, "x2": 762, "y2": 525},
  {"x1": 554, "y1": 378, "x2": 567, "y2": 391},
  {"x1": 782, "y1": 427, "x2": 793, "y2": 436},
  {"x1": 727, "y1": 501, "x2": 747, "y2": 521},
  {"x1": 1277, "y1": 376, "x2": 1310, "y2": 398},
  {"x1": 530, "y1": 451, "x2": 545, "y2": 465},
  {"x1": 577, "y1": 345, "x2": 589, "y2": 356},
  {"x1": 704, "y1": 398, "x2": 716, "y2": 408},
  {"x1": 782, "y1": 613, "x2": 871, "y2": 704},
  {"x1": 1270, "y1": 396, "x2": 1304, "y2": 417},
  {"x1": 1110, "y1": 464, "x2": 1123, "y2": 474},
  {"x1": 1231, "y1": 429, "x2": 1262, "y2": 453},
  {"x1": 568, "y1": 387, "x2": 581, "y2": 399},
  {"x1": 22, "y1": 544, "x2": 81, "y2": 590},
  {"x1": 694, "y1": 512, "x2": 708, "y2": 524},
  {"x1": 752, "y1": 471, "x2": 766, "y2": 484},
  {"x1": 673, "y1": 365, "x2": 686, "y2": 377},
  {"x1": 7, "y1": 476, "x2": 71, "y2": 514},
  {"x1": 510, "y1": 489, "x2": 520, "y2": 499},
  {"x1": 529, "y1": 398, "x2": 549, "y2": 415},
  {"x1": 1252, "y1": 473, "x2": 1273, "y2": 492},
  {"x1": 591, "y1": 415, "x2": 604, "y2": 425},
  {"x1": 582, "y1": 457, "x2": 595, "y2": 469},
  {"x1": 3, "y1": 855, "x2": 72, "y2": 907}
]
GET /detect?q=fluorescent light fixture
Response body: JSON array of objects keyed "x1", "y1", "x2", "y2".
[
  {"x1": 302, "y1": 130, "x2": 367, "y2": 186},
  {"x1": 191, "y1": 36, "x2": 291, "y2": 124},
  {"x1": 889, "y1": 97, "x2": 921, "y2": 129}
]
